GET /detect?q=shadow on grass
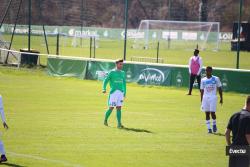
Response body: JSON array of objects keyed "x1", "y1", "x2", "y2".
[
  {"x1": 0, "y1": 163, "x2": 26, "y2": 167},
  {"x1": 122, "y1": 127, "x2": 153, "y2": 133},
  {"x1": 212, "y1": 133, "x2": 233, "y2": 138},
  {"x1": 212, "y1": 132, "x2": 226, "y2": 137}
]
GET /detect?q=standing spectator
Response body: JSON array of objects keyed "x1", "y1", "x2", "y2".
[
  {"x1": 187, "y1": 49, "x2": 203, "y2": 95},
  {"x1": 225, "y1": 96, "x2": 250, "y2": 167}
]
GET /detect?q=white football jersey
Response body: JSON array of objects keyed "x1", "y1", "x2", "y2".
[{"x1": 200, "y1": 76, "x2": 222, "y2": 97}]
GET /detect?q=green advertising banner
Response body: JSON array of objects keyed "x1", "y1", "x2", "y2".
[
  {"x1": 169, "y1": 66, "x2": 190, "y2": 87},
  {"x1": 86, "y1": 60, "x2": 115, "y2": 81},
  {"x1": 211, "y1": 69, "x2": 250, "y2": 93},
  {"x1": 47, "y1": 57, "x2": 87, "y2": 79},
  {"x1": 124, "y1": 64, "x2": 172, "y2": 86},
  {"x1": 0, "y1": 24, "x2": 222, "y2": 41},
  {"x1": 86, "y1": 60, "x2": 174, "y2": 86},
  {"x1": 86, "y1": 60, "x2": 191, "y2": 87},
  {"x1": 47, "y1": 57, "x2": 250, "y2": 94}
]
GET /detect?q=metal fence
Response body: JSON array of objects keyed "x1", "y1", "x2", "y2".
[{"x1": 0, "y1": 0, "x2": 249, "y2": 67}]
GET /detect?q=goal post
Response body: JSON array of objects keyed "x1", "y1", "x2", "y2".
[{"x1": 133, "y1": 20, "x2": 220, "y2": 51}]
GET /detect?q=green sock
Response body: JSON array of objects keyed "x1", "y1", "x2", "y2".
[
  {"x1": 105, "y1": 109, "x2": 112, "y2": 121},
  {"x1": 116, "y1": 109, "x2": 122, "y2": 125}
]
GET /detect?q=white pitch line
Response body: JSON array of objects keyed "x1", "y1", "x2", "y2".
[{"x1": 8, "y1": 151, "x2": 83, "y2": 167}]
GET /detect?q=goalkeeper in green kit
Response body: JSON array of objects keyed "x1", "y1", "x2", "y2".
[{"x1": 102, "y1": 59, "x2": 126, "y2": 128}]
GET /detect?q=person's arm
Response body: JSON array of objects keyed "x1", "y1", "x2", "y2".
[
  {"x1": 246, "y1": 134, "x2": 250, "y2": 145},
  {"x1": 225, "y1": 129, "x2": 232, "y2": 145},
  {"x1": 200, "y1": 79, "x2": 204, "y2": 102},
  {"x1": 188, "y1": 57, "x2": 192, "y2": 74},
  {"x1": 0, "y1": 103, "x2": 8, "y2": 129},
  {"x1": 200, "y1": 89, "x2": 204, "y2": 102},
  {"x1": 219, "y1": 87, "x2": 223, "y2": 105},
  {"x1": 0, "y1": 108, "x2": 6, "y2": 123},
  {"x1": 197, "y1": 57, "x2": 203, "y2": 75},
  {"x1": 216, "y1": 77, "x2": 223, "y2": 105},
  {"x1": 102, "y1": 72, "x2": 111, "y2": 93},
  {"x1": 225, "y1": 116, "x2": 233, "y2": 145},
  {"x1": 123, "y1": 72, "x2": 126, "y2": 97},
  {"x1": 245, "y1": 118, "x2": 250, "y2": 145}
]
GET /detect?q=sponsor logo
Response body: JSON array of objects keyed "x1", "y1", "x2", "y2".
[
  {"x1": 219, "y1": 32, "x2": 233, "y2": 41},
  {"x1": 226, "y1": 146, "x2": 250, "y2": 157},
  {"x1": 138, "y1": 68, "x2": 165, "y2": 85},
  {"x1": 152, "y1": 32, "x2": 157, "y2": 39},
  {"x1": 96, "y1": 71, "x2": 108, "y2": 80},
  {"x1": 222, "y1": 74, "x2": 228, "y2": 91},
  {"x1": 10, "y1": 28, "x2": 48, "y2": 35},
  {"x1": 121, "y1": 30, "x2": 144, "y2": 39},
  {"x1": 103, "y1": 30, "x2": 109, "y2": 37},
  {"x1": 229, "y1": 148, "x2": 246, "y2": 154},
  {"x1": 126, "y1": 68, "x2": 132, "y2": 82},
  {"x1": 182, "y1": 32, "x2": 197, "y2": 40},
  {"x1": 162, "y1": 31, "x2": 178, "y2": 40},
  {"x1": 69, "y1": 28, "x2": 98, "y2": 37},
  {"x1": 176, "y1": 71, "x2": 183, "y2": 87},
  {"x1": 201, "y1": 72, "x2": 206, "y2": 78},
  {"x1": 200, "y1": 33, "x2": 205, "y2": 40},
  {"x1": 0, "y1": 27, "x2": 4, "y2": 32}
]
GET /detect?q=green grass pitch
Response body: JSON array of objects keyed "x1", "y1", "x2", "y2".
[{"x1": 0, "y1": 66, "x2": 247, "y2": 167}]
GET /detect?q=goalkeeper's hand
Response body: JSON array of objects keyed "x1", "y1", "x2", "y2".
[{"x1": 3, "y1": 122, "x2": 8, "y2": 130}]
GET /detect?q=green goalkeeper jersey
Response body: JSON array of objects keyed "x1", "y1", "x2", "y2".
[{"x1": 103, "y1": 69, "x2": 126, "y2": 96}]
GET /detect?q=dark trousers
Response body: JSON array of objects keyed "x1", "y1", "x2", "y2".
[
  {"x1": 188, "y1": 74, "x2": 201, "y2": 94},
  {"x1": 229, "y1": 156, "x2": 249, "y2": 167}
]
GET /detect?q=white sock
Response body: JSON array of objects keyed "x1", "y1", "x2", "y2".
[
  {"x1": 206, "y1": 120, "x2": 211, "y2": 130},
  {"x1": 0, "y1": 141, "x2": 6, "y2": 155},
  {"x1": 212, "y1": 119, "x2": 216, "y2": 126}
]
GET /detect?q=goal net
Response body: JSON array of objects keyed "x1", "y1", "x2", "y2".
[
  {"x1": 133, "y1": 20, "x2": 220, "y2": 51},
  {"x1": 0, "y1": 31, "x2": 21, "y2": 66}
]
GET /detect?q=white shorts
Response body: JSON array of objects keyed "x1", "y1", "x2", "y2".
[
  {"x1": 108, "y1": 90, "x2": 124, "y2": 107},
  {"x1": 201, "y1": 96, "x2": 217, "y2": 112}
]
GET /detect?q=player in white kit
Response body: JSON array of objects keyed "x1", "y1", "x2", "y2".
[
  {"x1": 200, "y1": 66, "x2": 223, "y2": 133},
  {"x1": 0, "y1": 95, "x2": 9, "y2": 163}
]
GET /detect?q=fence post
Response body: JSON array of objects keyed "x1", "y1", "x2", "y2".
[
  {"x1": 156, "y1": 41, "x2": 160, "y2": 63},
  {"x1": 90, "y1": 37, "x2": 92, "y2": 58},
  {"x1": 236, "y1": 0, "x2": 243, "y2": 69},
  {"x1": 28, "y1": 0, "x2": 31, "y2": 51},
  {"x1": 93, "y1": 37, "x2": 96, "y2": 58},
  {"x1": 56, "y1": 33, "x2": 60, "y2": 55},
  {"x1": 123, "y1": 0, "x2": 128, "y2": 60}
]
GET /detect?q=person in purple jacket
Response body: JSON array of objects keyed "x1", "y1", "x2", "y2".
[{"x1": 187, "y1": 49, "x2": 203, "y2": 95}]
